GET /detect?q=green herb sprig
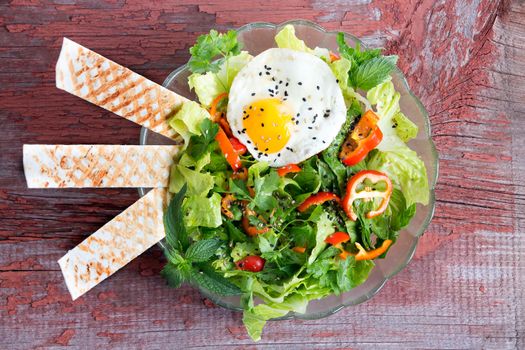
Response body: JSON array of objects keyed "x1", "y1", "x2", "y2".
[{"x1": 161, "y1": 184, "x2": 242, "y2": 296}]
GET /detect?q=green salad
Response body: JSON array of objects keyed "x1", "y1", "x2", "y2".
[{"x1": 161, "y1": 25, "x2": 429, "y2": 341}]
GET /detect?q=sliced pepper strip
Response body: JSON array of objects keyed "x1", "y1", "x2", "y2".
[
  {"x1": 340, "y1": 110, "x2": 383, "y2": 166},
  {"x1": 221, "y1": 194, "x2": 236, "y2": 219},
  {"x1": 292, "y1": 246, "x2": 306, "y2": 254},
  {"x1": 230, "y1": 136, "x2": 247, "y2": 155},
  {"x1": 297, "y1": 192, "x2": 340, "y2": 212},
  {"x1": 216, "y1": 126, "x2": 242, "y2": 172},
  {"x1": 329, "y1": 51, "x2": 340, "y2": 62},
  {"x1": 324, "y1": 231, "x2": 350, "y2": 245},
  {"x1": 355, "y1": 240, "x2": 392, "y2": 261},
  {"x1": 209, "y1": 92, "x2": 228, "y2": 121},
  {"x1": 342, "y1": 170, "x2": 392, "y2": 221},
  {"x1": 277, "y1": 164, "x2": 301, "y2": 177},
  {"x1": 324, "y1": 232, "x2": 351, "y2": 260},
  {"x1": 242, "y1": 206, "x2": 269, "y2": 236}
]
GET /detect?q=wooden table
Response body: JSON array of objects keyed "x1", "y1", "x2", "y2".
[{"x1": 1, "y1": 1, "x2": 524, "y2": 348}]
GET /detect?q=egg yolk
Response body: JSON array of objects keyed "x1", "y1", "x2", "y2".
[{"x1": 242, "y1": 98, "x2": 292, "y2": 154}]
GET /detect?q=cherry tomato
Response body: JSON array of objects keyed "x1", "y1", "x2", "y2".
[{"x1": 235, "y1": 255, "x2": 265, "y2": 272}]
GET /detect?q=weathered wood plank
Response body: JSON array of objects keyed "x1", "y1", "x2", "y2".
[{"x1": 0, "y1": 0, "x2": 523, "y2": 349}]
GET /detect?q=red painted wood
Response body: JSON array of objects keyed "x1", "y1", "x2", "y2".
[{"x1": 1, "y1": 0, "x2": 524, "y2": 348}]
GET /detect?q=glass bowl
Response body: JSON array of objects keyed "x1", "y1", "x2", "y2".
[{"x1": 139, "y1": 20, "x2": 439, "y2": 320}]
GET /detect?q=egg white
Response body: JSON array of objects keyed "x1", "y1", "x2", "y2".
[{"x1": 227, "y1": 48, "x2": 347, "y2": 167}]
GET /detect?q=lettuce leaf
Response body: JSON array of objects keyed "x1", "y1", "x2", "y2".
[
  {"x1": 169, "y1": 164, "x2": 214, "y2": 197},
  {"x1": 367, "y1": 80, "x2": 417, "y2": 144},
  {"x1": 275, "y1": 24, "x2": 330, "y2": 60},
  {"x1": 367, "y1": 148, "x2": 429, "y2": 206},
  {"x1": 308, "y1": 211, "x2": 335, "y2": 264},
  {"x1": 183, "y1": 193, "x2": 222, "y2": 228},
  {"x1": 168, "y1": 101, "x2": 210, "y2": 146},
  {"x1": 188, "y1": 51, "x2": 252, "y2": 107},
  {"x1": 366, "y1": 80, "x2": 428, "y2": 205}
]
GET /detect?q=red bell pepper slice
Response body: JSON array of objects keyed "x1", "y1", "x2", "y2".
[
  {"x1": 277, "y1": 164, "x2": 301, "y2": 177},
  {"x1": 325, "y1": 231, "x2": 350, "y2": 245},
  {"x1": 216, "y1": 126, "x2": 242, "y2": 172},
  {"x1": 297, "y1": 192, "x2": 340, "y2": 212},
  {"x1": 340, "y1": 110, "x2": 383, "y2": 166},
  {"x1": 342, "y1": 170, "x2": 392, "y2": 221},
  {"x1": 229, "y1": 137, "x2": 247, "y2": 155}
]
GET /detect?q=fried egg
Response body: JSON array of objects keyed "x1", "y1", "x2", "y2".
[{"x1": 227, "y1": 48, "x2": 346, "y2": 167}]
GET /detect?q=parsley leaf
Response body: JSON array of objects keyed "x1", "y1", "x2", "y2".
[
  {"x1": 188, "y1": 30, "x2": 241, "y2": 74},
  {"x1": 188, "y1": 118, "x2": 219, "y2": 161}
]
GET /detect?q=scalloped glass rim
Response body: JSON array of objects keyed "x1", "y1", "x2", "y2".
[{"x1": 139, "y1": 19, "x2": 439, "y2": 321}]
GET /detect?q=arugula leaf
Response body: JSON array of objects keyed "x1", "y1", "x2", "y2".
[
  {"x1": 389, "y1": 188, "x2": 416, "y2": 231},
  {"x1": 163, "y1": 184, "x2": 188, "y2": 251},
  {"x1": 185, "y1": 239, "x2": 222, "y2": 262},
  {"x1": 191, "y1": 265, "x2": 242, "y2": 296},
  {"x1": 188, "y1": 30, "x2": 241, "y2": 74},
  {"x1": 321, "y1": 115, "x2": 356, "y2": 195},
  {"x1": 160, "y1": 262, "x2": 184, "y2": 288},
  {"x1": 229, "y1": 178, "x2": 252, "y2": 200},
  {"x1": 224, "y1": 220, "x2": 246, "y2": 243},
  {"x1": 350, "y1": 56, "x2": 399, "y2": 91}
]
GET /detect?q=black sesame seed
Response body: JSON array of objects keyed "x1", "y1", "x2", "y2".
[
  {"x1": 249, "y1": 105, "x2": 252, "y2": 110},
  {"x1": 266, "y1": 71, "x2": 270, "y2": 75},
  {"x1": 284, "y1": 91, "x2": 288, "y2": 97},
  {"x1": 258, "y1": 152, "x2": 263, "y2": 157},
  {"x1": 261, "y1": 123, "x2": 265, "y2": 127},
  {"x1": 268, "y1": 89, "x2": 274, "y2": 93},
  {"x1": 316, "y1": 85, "x2": 320, "y2": 90},
  {"x1": 246, "y1": 140, "x2": 251, "y2": 144},
  {"x1": 312, "y1": 137, "x2": 317, "y2": 140},
  {"x1": 298, "y1": 82, "x2": 302, "y2": 85},
  {"x1": 275, "y1": 85, "x2": 279, "y2": 90},
  {"x1": 308, "y1": 107, "x2": 313, "y2": 110},
  {"x1": 251, "y1": 92, "x2": 255, "y2": 96},
  {"x1": 308, "y1": 126, "x2": 313, "y2": 130},
  {"x1": 302, "y1": 97, "x2": 306, "y2": 102},
  {"x1": 264, "y1": 148, "x2": 269, "y2": 152},
  {"x1": 295, "y1": 120, "x2": 299, "y2": 125},
  {"x1": 277, "y1": 153, "x2": 281, "y2": 157},
  {"x1": 296, "y1": 112, "x2": 300, "y2": 117},
  {"x1": 279, "y1": 80, "x2": 283, "y2": 84},
  {"x1": 260, "y1": 108, "x2": 264, "y2": 112},
  {"x1": 322, "y1": 140, "x2": 326, "y2": 144},
  {"x1": 285, "y1": 82, "x2": 289, "y2": 87},
  {"x1": 259, "y1": 72, "x2": 262, "y2": 76},
  {"x1": 336, "y1": 79, "x2": 339, "y2": 83}
]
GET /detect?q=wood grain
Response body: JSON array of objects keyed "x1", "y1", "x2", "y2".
[{"x1": 1, "y1": 0, "x2": 524, "y2": 349}]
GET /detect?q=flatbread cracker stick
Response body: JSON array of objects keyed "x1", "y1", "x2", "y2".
[
  {"x1": 56, "y1": 38, "x2": 188, "y2": 140},
  {"x1": 23, "y1": 144, "x2": 179, "y2": 188},
  {"x1": 58, "y1": 188, "x2": 168, "y2": 300}
]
